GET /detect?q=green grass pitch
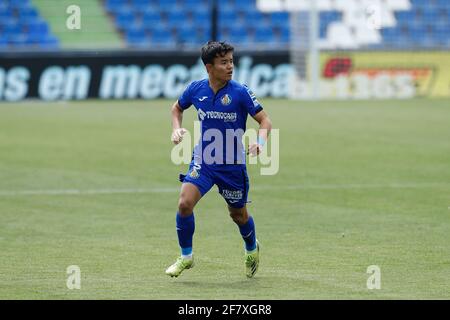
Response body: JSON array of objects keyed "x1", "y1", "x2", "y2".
[{"x1": 0, "y1": 98, "x2": 449, "y2": 299}]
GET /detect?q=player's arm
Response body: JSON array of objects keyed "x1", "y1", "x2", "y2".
[
  {"x1": 248, "y1": 110, "x2": 272, "y2": 156},
  {"x1": 171, "y1": 101, "x2": 187, "y2": 145}
]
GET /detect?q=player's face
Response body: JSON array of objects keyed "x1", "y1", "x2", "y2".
[{"x1": 210, "y1": 52, "x2": 234, "y2": 82}]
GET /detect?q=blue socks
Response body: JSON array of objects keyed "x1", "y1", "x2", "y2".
[
  {"x1": 176, "y1": 212, "x2": 195, "y2": 256},
  {"x1": 237, "y1": 215, "x2": 257, "y2": 252},
  {"x1": 176, "y1": 212, "x2": 256, "y2": 255}
]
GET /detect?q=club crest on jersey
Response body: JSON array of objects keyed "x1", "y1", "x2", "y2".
[
  {"x1": 189, "y1": 164, "x2": 201, "y2": 179},
  {"x1": 221, "y1": 94, "x2": 232, "y2": 106},
  {"x1": 189, "y1": 168, "x2": 200, "y2": 179}
]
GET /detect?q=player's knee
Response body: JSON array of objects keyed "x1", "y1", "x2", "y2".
[
  {"x1": 229, "y1": 210, "x2": 247, "y2": 225},
  {"x1": 178, "y1": 198, "x2": 195, "y2": 216}
]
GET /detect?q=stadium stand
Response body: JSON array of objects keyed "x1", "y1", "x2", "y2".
[
  {"x1": 0, "y1": 0, "x2": 59, "y2": 50},
  {"x1": 104, "y1": 0, "x2": 449, "y2": 50},
  {"x1": 0, "y1": 0, "x2": 448, "y2": 51},
  {"x1": 33, "y1": 0, "x2": 122, "y2": 49}
]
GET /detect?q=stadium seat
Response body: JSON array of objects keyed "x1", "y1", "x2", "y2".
[
  {"x1": 410, "y1": 0, "x2": 429, "y2": 9},
  {"x1": 142, "y1": 11, "x2": 162, "y2": 25},
  {"x1": 254, "y1": 27, "x2": 276, "y2": 45},
  {"x1": 167, "y1": 9, "x2": 188, "y2": 27},
  {"x1": 0, "y1": 37, "x2": 8, "y2": 50},
  {"x1": 419, "y1": 35, "x2": 438, "y2": 48},
  {"x1": 409, "y1": 24, "x2": 427, "y2": 38},
  {"x1": 197, "y1": 26, "x2": 211, "y2": 43},
  {"x1": 218, "y1": 10, "x2": 238, "y2": 27},
  {"x1": 151, "y1": 33, "x2": 176, "y2": 47},
  {"x1": 3, "y1": 22, "x2": 22, "y2": 36},
  {"x1": 434, "y1": 24, "x2": 448, "y2": 39},
  {"x1": 27, "y1": 29, "x2": 47, "y2": 44},
  {"x1": 9, "y1": 0, "x2": 32, "y2": 10},
  {"x1": 40, "y1": 35, "x2": 59, "y2": 49},
  {"x1": 0, "y1": 7, "x2": 13, "y2": 20},
  {"x1": 229, "y1": 33, "x2": 251, "y2": 46},
  {"x1": 234, "y1": 1, "x2": 256, "y2": 14},
  {"x1": 116, "y1": 11, "x2": 136, "y2": 30},
  {"x1": 183, "y1": 0, "x2": 208, "y2": 7},
  {"x1": 219, "y1": 2, "x2": 235, "y2": 15},
  {"x1": 229, "y1": 25, "x2": 251, "y2": 45},
  {"x1": 279, "y1": 27, "x2": 290, "y2": 44},
  {"x1": 437, "y1": 0, "x2": 450, "y2": 10},
  {"x1": 105, "y1": 0, "x2": 125, "y2": 13},
  {"x1": 244, "y1": 10, "x2": 266, "y2": 24},
  {"x1": 25, "y1": 19, "x2": 50, "y2": 35},
  {"x1": 381, "y1": 28, "x2": 401, "y2": 46},
  {"x1": 420, "y1": 7, "x2": 439, "y2": 20},
  {"x1": 131, "y1": 0, "x2": 153, "y2": 11},
  {"x1": 150, "y1": 23, "x2": 172, "y2": 35},
  {"x1": 178, "y1": 26, "x2": 197, "y2": 41},
  {"x1": 7, "y1": 34, "x2": 28, "y2": 47},
  {"x1": 270, "y1": 12, "x2": 289, "y2": 28},
  {"x1": 126, "y1": 28, "x2": 147, "y2": 45},
  {"x1": 319, "y1": 24, "x2": 328, "y2": 39},
  {"x1": 395, "y1": 10, "x2": 417, "y2": 22},
  {"x1": 156, "y1": 0, "x2": 179, "y2": 11},
  {"x1": 0, "y1": 16, "x2": 16, "y2": 28},
  {"x1": 18, "y1": 8, "x2": 39, "y2": 22},
  {"x1": 192, "y1": 11, "x2": 210, "y2": 25}
]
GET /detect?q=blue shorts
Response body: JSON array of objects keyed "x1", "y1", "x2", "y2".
[{"x1": 179, "y1": 161, "x2": 250, "y2": 208}]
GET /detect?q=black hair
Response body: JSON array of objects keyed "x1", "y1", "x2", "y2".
[{"x1": 201, "y1": 41, "x2": 234, "y2": 65}]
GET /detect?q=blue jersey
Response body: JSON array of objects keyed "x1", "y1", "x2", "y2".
[{"x1": 178, "y1": 79, "x2": 263, "y2": 167}]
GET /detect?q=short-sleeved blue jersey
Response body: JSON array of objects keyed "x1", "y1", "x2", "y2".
[{"x1": 178, "y1": 79, "x2": 263, "y2": 167}]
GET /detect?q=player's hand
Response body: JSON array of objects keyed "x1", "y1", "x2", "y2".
[
  {"x1": 171, "y1": 128, "x2": 187, "y2": 145},
  {"x1": 247, "y1": 143, "x2": 262, "y2": 157}
]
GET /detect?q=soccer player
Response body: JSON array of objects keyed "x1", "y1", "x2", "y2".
[{"x1": 166, "y1": 41, "x2": 272, "y2": 278}]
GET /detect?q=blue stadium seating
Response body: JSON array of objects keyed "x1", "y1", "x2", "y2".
[
  {"x1": 142, "y1": 11, "x2": 162, "y2": 25},
  {"x1": 270, "y1": 12, "x2": 289, "y2": 28},
  {"x1": 254, "y1": 26, "x2": 275, "y2": 44},
  {"x1": 151, "y1": 30, "x2": 175, "y2": 47},
  {"x1": 0, "y1": 0, "x2": 438, "y2": 50},
  {"x1": 156, "y1": 0, "x2": 179, "y2": 12},
  {"x1": 178, "y1": 26, "x2": 197, "y2": 41},
  {"x1": 126, "y1": 28, "x2": 147, "y2": 46},
  {"x1": 0, "y1": 0, "x2": 58, "y2": 50},
  {"x1": 0, "y1": 37, "x2": 8, "y2": 49},
  {"x1": 191, "y1": 11, "x2": 210, "y2": 28},
  {"x1": 40, "y1": 35, "x2": 59, "y2": 49},
  {"x1": 130, "y1": 0, "x2": 154, "y2": 12},
  {"x1": 105, "y1": 0, "x2": 125, "y2": 13},
  {"x1": 115, "y1": 11, "x2": 135, "y2": 30},
  {"x1": 102, "y1": 0, "x2": 449, "y2": 49},
  {"x1": 18, "y1": 7, "x2": 38, "y2": 20},
  {"x1": 167, "y1": 9, "x2": 187, "y2": 24}
]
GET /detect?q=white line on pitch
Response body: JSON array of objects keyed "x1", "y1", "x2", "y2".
[{"x1": 0, "y1": 183, "x2": 449, "y2": 197}]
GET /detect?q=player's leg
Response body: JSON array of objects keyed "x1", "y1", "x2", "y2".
[
  {"x1": 227, "y1": 205, "x2": 256, "y2": 251},
  {"x1": 166, "y1": 163, "x2": 213, "y2": 277},
  {"x1": 176, "y1": 182, "x2": 202, "y2": 256},
  {"x1": 216, "y1": 166, "x2": 259, "y2": 277},
  {"x1": 166, "y1": 183, "x2": 201, "y2": 277},
  {"x1": 227, "y1": 205, "x2": 260, "y2": 278}
]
